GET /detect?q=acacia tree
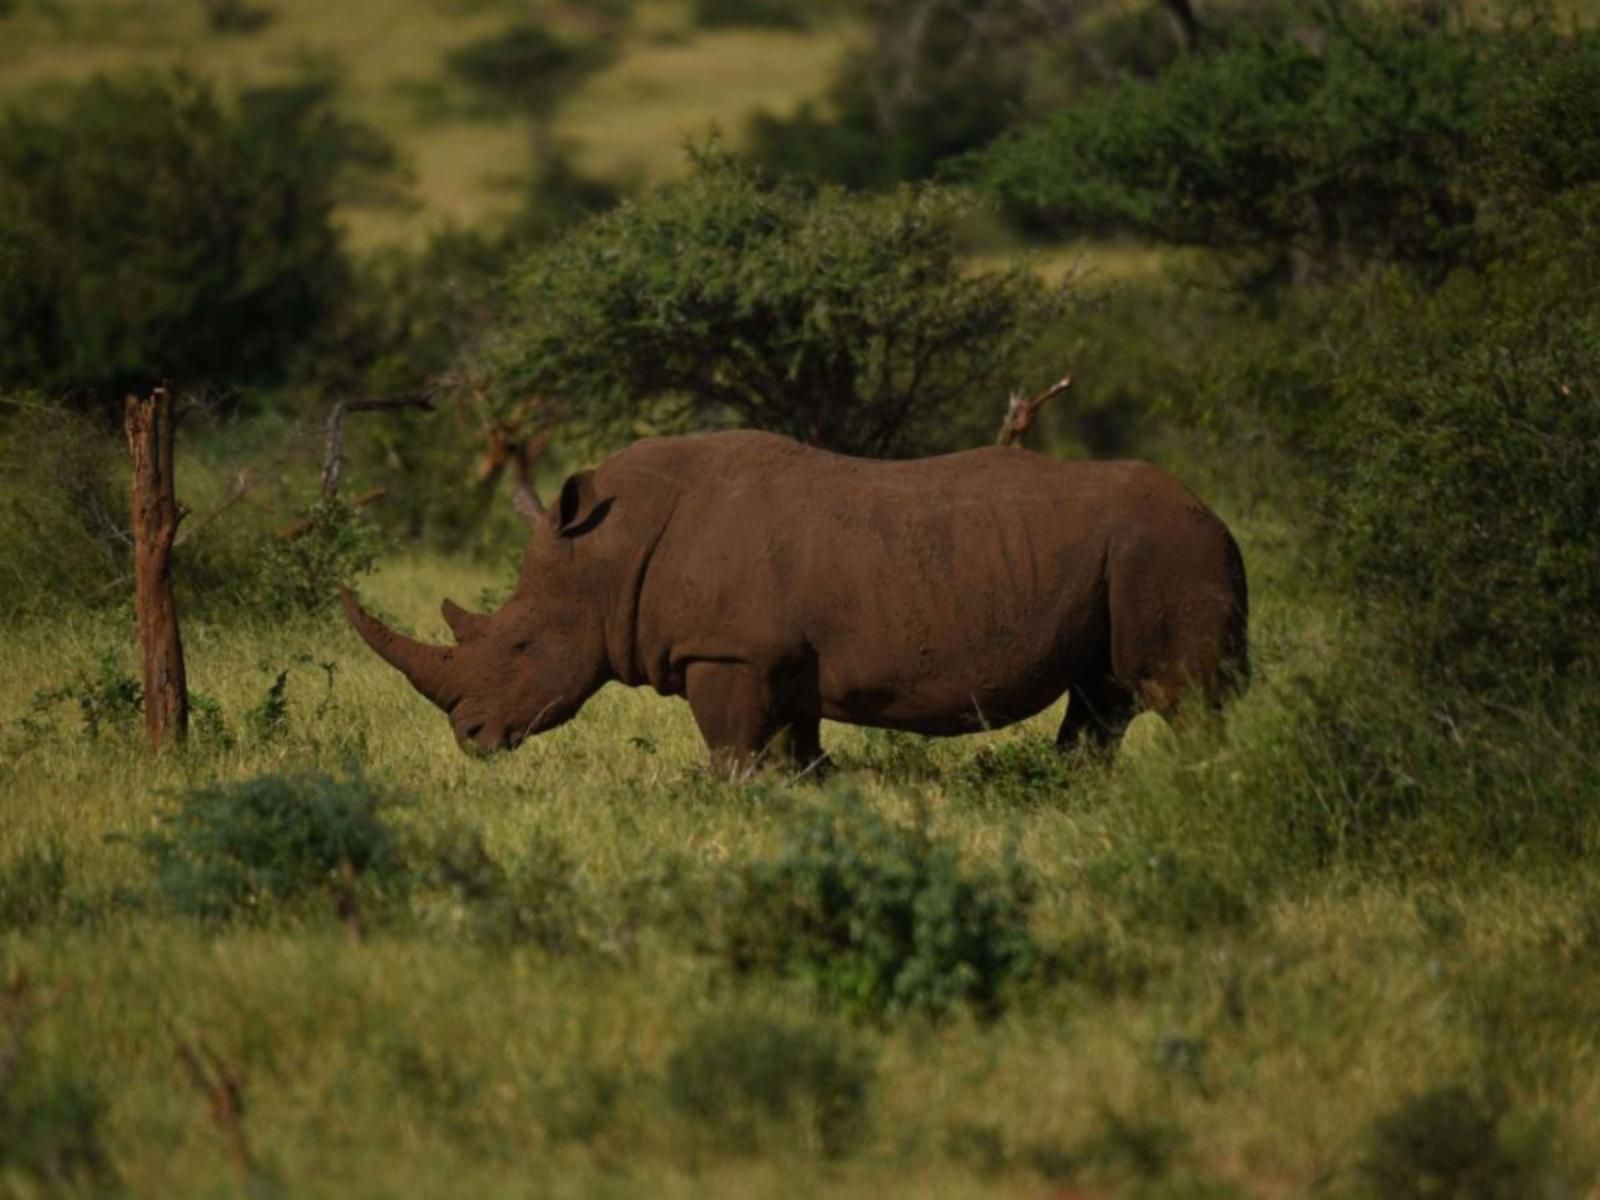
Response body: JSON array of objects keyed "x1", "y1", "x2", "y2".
[
  {"x1": 976, "y1": 13, "x2": 1600, "y2": 283},
  {"x1": 491, "y1": 153, "x2": 1063, "y2": 457}
]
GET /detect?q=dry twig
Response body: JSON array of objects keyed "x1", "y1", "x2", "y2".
[{"x1": 996, "y1": 373, "x2": 1073, "y2": 447}]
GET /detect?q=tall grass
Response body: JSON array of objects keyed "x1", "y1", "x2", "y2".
[{"x1": 3, "y1": 500, "x2": 1598, "y2": 1194}]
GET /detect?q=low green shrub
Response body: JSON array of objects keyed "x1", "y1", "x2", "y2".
[
  {"x1": 0, "y1": 842, "x2": 67, "y2": 930},
  {"x1": 1358, "y1": 1085, "x2": 1560, "y2": 1200},
  {"x1": 0, "y1": 1062, "x2": 118, "y2": 1194},
  {"x1": 28, "y1": 650, "x2": 144, "y2": 741},
  {"x1": 664, "y1": 1013, "x2": 873, "y2": 1158},
  {"x1": 953, "y1": 736, "x2": 1077, "y2": 806},
  {"x1": 253, "y1": 498, "x2": 381, "y2": 619},
  {"x1": 713, "y1": 792, "x2": 1037, "y2": 1018},
  {"x1": 137, "y1": 771, "x2": 411, "y2": 920}
]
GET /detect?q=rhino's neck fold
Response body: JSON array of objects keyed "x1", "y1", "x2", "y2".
[{"x1": 599, "y1": 480, "x2": 679, "y2": 691}]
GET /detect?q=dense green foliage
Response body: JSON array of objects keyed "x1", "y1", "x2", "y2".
[
  {"x1": 138, "y1": 771, "x2": 411, "y2": 920},
  {"x1": 1316, "y1": 237, "x2": 1600, "y2": 685},
  {"x1": 0, "y1": 71, "x2": 393, "y2": 403},
  {"x1": 716, "y1": 794, "x2": 1038, "y2": 1018},
  {"x1": 979, "y1": 13, "x2": 1600, "y2": 280},
  {"x1": 495, "y1": 153, "x2": 1058, "y2": 455},
  {"x1": 0, "y1": 1047, "x2": 117, "y2": 1195}
]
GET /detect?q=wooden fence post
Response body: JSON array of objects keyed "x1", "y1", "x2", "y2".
[{"x1": 124, "y1": 387, "x2": 188, "y2": 752}]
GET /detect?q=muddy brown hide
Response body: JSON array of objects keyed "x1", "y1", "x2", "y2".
[{"x1": 343, "y1": 430, "x2": 1249, "y2": 766}]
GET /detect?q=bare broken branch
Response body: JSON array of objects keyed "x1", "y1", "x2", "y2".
[
  {"x1": 174, "y1": 1035, "x2": 254, "y2": 1173},
  {"x1": 344, "y1": 391, "x2": 436, "y2": 415},
  {"x1": 996, "y1": 373, "x2": 1072, "y2": 447}
]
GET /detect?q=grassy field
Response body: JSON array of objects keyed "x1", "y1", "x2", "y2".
[
  {"x1": 0, "y1": 0, "x2": 854, "y2": 246},
  {"x1": 4, "y1": 482, "x2": 1598, "y2": 1197}
]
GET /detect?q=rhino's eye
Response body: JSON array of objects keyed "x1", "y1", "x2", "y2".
[{"x1": 512, "y1": 640, "x2": 532, "y2": 653}]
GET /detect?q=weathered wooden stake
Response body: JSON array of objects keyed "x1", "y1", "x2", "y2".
[{"x1": 124, "y1": 387, "x2": 189, "y2": 752}]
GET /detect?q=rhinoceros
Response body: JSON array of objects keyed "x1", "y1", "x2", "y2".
[{"x1": 342, "y1": 430, "x2": 1248, "y2": 767}]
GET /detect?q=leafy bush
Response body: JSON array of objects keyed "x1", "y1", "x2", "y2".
[
  {"x1": 1359, "y1": 1085, "x2": 1559, "y2": 1200},
  {"x1": 494, "y1": 150, "x2": 1060, "y2": 456},
  {"x1": 977, "y1": 13, "x2": 1600, "y2": 283},
  {"x1": 1314, "y1": 242, "x2": 1600, "y2": 686},
  {"x1": 0, "y1": 1052, "x2": 118, "y2": 1194},
  {"x1": 0, "y1": 70, "x2": 393, "y2": 403},
  {"x1": 713, "y1": 792, "x2": 1037, "y2": 1018},
  {"x1": 253, "y1": 497, "x2": 381, "y2": 618},
  {"x1": 664, "y1": 1014, "x2": 873, "y2": 1157},
  {"x1": 954, "y1": 736, "x2": 1076, "y2": 805},
  {"x1": 0, "y1": 842, "x2": 67, "y2": 930},
  {"x1": 138, "y1": 771, "x2": 411, "y2": 920},
  {"x1": 28, "y1": 650, "x2": 144, "y2": 741}
]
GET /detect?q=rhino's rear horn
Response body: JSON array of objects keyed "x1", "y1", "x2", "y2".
[
  {"x1": 441, "y1": 598, "x2": 490, "y2": 644},
  {"x1": 340, "y1": 587, "x2": 459, "y2": 709}
]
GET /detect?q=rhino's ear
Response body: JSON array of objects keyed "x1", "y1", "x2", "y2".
[{"x1": 552, "y1": 469, "x2": 609, "y2": 538}]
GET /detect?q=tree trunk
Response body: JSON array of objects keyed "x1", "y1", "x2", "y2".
[{"x1": 124, "y1": 388, "x2": 188, "y2": 752}]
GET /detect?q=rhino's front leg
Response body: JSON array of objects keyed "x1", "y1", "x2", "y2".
[{"x1": 684, "y1": 661, "x2": 820, "y2": 772}]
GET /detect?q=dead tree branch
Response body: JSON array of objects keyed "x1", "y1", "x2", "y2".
[
  {"x1": 996, "y1": 373, "x2": 1073, "y2": 447},
  {"x1": 174, "y1": 1035, "x2": 255, "y2": 1175},
  {"x1": 278, "y1": 390, "x2": 433, "y2": 539}
]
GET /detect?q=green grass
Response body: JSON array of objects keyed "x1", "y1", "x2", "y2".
[
  {"x1": 4, "y1": 493, "x2": 1598, "y2": 1196},
  {"x1": 0, "y1": 0, "x2": 855, "y2": 248}
]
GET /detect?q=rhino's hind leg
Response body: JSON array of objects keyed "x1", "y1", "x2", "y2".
[
  {"x1": 685, "y1": 660, "x2": 824, "y2": 774},
  {"x1": 1056, "y1": 677, "x2": 1138, "y2": 753}
]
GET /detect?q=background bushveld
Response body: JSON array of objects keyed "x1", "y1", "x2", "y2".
[{"x1": 3, "y1": 0, "x2": 1600, "y2": 1196}]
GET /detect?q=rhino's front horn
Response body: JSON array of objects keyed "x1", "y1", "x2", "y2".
[{"x1": 340, "y1": 586, "x2": 459, "y2": 709}]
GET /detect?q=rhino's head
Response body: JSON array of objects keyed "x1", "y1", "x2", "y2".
[{"x1": 341, "y1": 471, "x2": 613, "y2": 754}]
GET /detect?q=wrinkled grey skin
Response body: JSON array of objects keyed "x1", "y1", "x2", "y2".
[{"x1": 343, "y1": 430, "x2": 1249, "y2": 767}]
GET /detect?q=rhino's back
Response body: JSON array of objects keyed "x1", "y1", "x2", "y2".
[{"x1": 608, "y1": 431, "x2": 1236, "y2": 731}]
